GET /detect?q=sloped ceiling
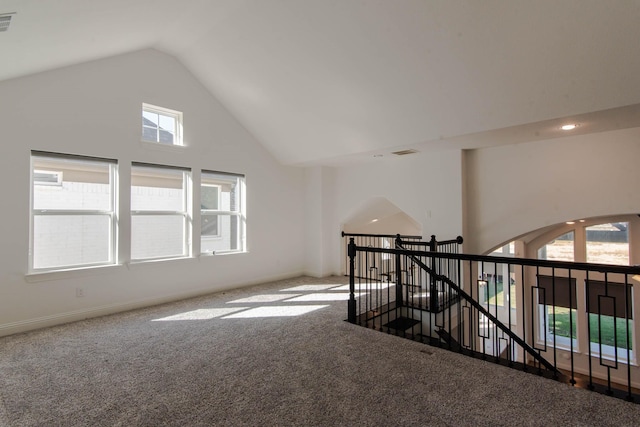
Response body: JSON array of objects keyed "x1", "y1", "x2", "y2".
[{"x1": 2, "y1": 0, "x2": 640, "y2": 165}]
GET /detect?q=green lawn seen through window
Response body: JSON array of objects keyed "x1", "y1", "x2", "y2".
[{"x1": 548, "y1": 307, "x2": 633, "y2": 350}]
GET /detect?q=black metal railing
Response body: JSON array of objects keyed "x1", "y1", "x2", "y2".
[
  {"x1": 346, "y1": 237, "x2": 640, "y2": 402},
  {"x1": 341, "y1": 232, "x2": 462, "y2": 277}
]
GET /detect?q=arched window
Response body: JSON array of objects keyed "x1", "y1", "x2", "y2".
[{"x1": 534, "y1": 220, "x2": 634, "y2": 359}]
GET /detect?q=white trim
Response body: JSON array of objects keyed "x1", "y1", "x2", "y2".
[{"x1": 25, "y1": 263, "x2": 123, "y2": 283}]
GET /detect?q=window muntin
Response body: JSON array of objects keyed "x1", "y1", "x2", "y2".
[
  {"x1": 131, "y1": 164, "x2": 191, "y2": 261},
  {"x1": 200, "y1": 171, "x2": 245, "y2": 254},
  {"x1": 30, "y1": 153, "x2": 117, "y2": 271},
  {"x1": 142, "y1": 103, "x2": 183, "y2": 146}
]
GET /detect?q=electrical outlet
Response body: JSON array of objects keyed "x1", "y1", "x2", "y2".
[{"x1": 76, "y1": 288, "x2": 85, "y2": 298}]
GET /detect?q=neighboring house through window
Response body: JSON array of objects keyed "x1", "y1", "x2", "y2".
[
  {"x1": 30, "y1": 152, "x2": 117, "y2": 271},
  {"x1": 131, "y1": 163, "x2": 191, "y2": 260},
  {"x1": 201, "y1": 171, "x2": 245, "y2": 254}
]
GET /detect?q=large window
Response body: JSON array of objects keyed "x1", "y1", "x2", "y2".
[
  {"x1": 142, "y1": 103, "x2": 183, "y2": 146},
  {"x1": 538, "y1": 231, "x2": 574, "y2": 262},
  {"x1": 30, "y1": 152, "x2": 117, "y2": 271},
  {"x1": 131, "y1": 164, "x2": 191, "y2": 260},
  {"x1": 586, "y1": 222, "x2": 628, "y2": 265},
  {"x1": 535, "y1": 222, "x2": 635, "y2": 359},
  {"x1": 201, "y1": 171, "x2": 245, "y2": 254}
]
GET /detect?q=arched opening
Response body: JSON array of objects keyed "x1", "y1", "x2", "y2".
[{"x1": 342, "y1": 197, "x2": 422, "y2": 236}]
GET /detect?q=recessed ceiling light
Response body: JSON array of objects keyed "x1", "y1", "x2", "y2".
[
  {"x1": 566, "y1": 221, "x2": 575, "y2": 225},
  {"x1": 371, "y1": 218, "x2": 379, "y2": 223},
  {"x1": 561, "y1": 124, "x2": 577, "y2": 131}
]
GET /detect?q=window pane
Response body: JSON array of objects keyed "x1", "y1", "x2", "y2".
[
  {"x1": 201, "y1": 186, "x2": 219, "y2": 210},
  {"x1": 538, "y1": 232, "x2": 574, "y2": 261},
  {"x1": 143, "y1": 111, "x2": 159, "y2": 126},
  {"x1": 158, "y1": 129, "x2": 174, "y2": 144},
  {"x1": 201, "y1": 213, "x2": 219, "y2": 236},
  {"x1": 586, "y1": 223, "x2": 629, "y2": 265},
  {"x1": 33, "y1": 157, "x2": 112, "y2": 211},
  {"x1": 547, "y1": 307, "x2": 577, "y2": 339},
  {"x1": 131, "y1": 166, "x2": 185, "y2": 211},
  {"x1": 158, "y1": 114, "x2": 175, "y2": 133},
  {"x1": 201, "y1": 173, "x2": 241, "y2": 212},
  {"x1": 33, "y1": 215, "x2": 111, "y2": 269},
  {"x1": 201, "y1": 214, "x2": 240, "y2": 253},
  {"x1": 142, "y1": 126, "x2": 158, "y2": 142},
  {"x1": 589, "y1": 314, "x2": 633, "y2": 350},
  {"x1": 131, "y1": 215, "x2": 185, "y2": 259}
]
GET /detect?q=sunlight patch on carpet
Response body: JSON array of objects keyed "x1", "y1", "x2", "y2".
[
  {"x1": 152, "y1": 307, "x2": 249, "y2": 321},
  {"x1": 221, "y1": 305, "x2": 329, "y2": 318},
  {"x1": 285, "y1": 293, "x2": 352, "y2": 302},
  {"x1": 280, "y1": 284, "x2": 340, "y2": 292},
  {"x1": 228, "y1": 294, "x2": 300, "y2": 303}
]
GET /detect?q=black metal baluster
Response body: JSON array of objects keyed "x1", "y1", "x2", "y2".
[
  {"x1": 551, "y1": 268, "x2": 558, "y2": 379},
  {"x1": 522, "y1": 264, "x2": 527, "y2": 372},
  {"x1": 586, "y1": 270, "x2": 594, "y2": 390},
  {"x1": 568, "y1": 268, "x2": 575, "y2": 385},
  {"x1": 625, "y1": 274, "x2": 633, "y2": 402},
  {"x1": 348, "y1": 238, "x2": 356, "y2": 324}
]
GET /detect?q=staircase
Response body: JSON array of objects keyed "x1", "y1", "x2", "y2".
[{"x1": 345, "y1": 233, "x2": 640, "y2": 403}]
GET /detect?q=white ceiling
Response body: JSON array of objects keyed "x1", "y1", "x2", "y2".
[{"x1": 2, "y1": 0, "x2": 640, "y2": 166}]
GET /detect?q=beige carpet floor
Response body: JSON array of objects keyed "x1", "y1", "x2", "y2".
[{"x1": 0, "y1": 276, "x2": 639, "y2": 426}]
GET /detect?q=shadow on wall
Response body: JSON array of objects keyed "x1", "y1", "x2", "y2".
[{"x1": 342, "y1": 197, "x2": 422, "y2": 236}]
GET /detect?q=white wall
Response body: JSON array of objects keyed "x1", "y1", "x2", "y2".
[
  {"x1": 464, "y1": 127, "x2": 640, "y2": 254},
  {"x1": 0, "y1": 49, "x2": 305, "y2": 336},
  {"x1": 321, "y1": 150, "x2": 464, "y2": 275},
  {"x1": 303, "y1": 166, "x2": 336, "y2": 277}
]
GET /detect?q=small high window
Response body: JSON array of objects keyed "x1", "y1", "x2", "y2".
[{"x1": 142, "y1": 103, "x2": 183, "y2": 146}]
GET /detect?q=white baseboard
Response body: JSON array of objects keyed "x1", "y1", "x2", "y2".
[{"x1": 0, "y1": 270, "x2": 305, "y2": 338}]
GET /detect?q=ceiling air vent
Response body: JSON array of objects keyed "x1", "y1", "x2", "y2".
[
  {"x1": 0, "y1": 13, "x2": 15, "y2": 32},
  {"x1": 391, "y1": 149, "x2": 419, "y2": 156}
]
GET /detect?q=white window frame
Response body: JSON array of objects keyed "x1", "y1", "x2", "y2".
[
  {"x1": 29, "y1": 152, "x2": 118, "y2": 272},
  {"x1": 200, "y1": 170, "x2": 246, "y2": 255},
  {"x1": 141, "y1": 103, "x2": 183, "y2": 146},
  {"x1": 131, "y1": 163, "x2": 192, "y2": 262}
]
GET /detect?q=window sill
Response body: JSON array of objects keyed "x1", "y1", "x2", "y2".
[
  {"x1": 199, "y1": 250, "x2": 248, "y2": 258},
  {"x1": 536, "y1": 339, "x2": 637, "y2": 366},
  {"x1": 26, "y1": 264, "x2": 122, "y2": 283},
  {"x1": 126, "y1": 256, "x2": 196, "y2": 269}
]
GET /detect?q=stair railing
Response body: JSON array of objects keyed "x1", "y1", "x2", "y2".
[{"x1": 346, "y1": 237, "x2": 640, "y2": 402}]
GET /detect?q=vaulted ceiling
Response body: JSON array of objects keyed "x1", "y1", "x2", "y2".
[{"x1": 2, "y1": 0, "x2": 640, "y2": 166}]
